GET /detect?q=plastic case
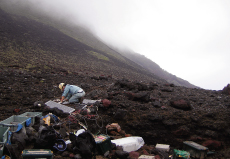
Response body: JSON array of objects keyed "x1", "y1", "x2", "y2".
[
  {"x1": 183, "y1": 141, "x2": 208, "y2": 159},
  {"x1": 0, "y1": 115, "x2": 28, "y2": 131},
  {"x1": 19, "y1": 112, "x2": 42, "y2": 125},
  {"x1": 155, "y1": 144, "x2": 170, "y2": 152},
  {"x1": 94, "y1": 134, "x2": 112, "y2": 155},
  {"x1": 138, "y1": 155, "x2": 155, "y2": 159},
  {"x1": 0, "y1": 127, "x2": 10, "y2": 157},
  {"x1": 22, "y1": 149, "x2": 53, "y2": 159},
  {"x1": 0, "y1": 127, "x2": 10, "y2": 144}
]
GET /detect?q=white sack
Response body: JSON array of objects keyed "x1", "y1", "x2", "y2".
[{"x1": 111, "y1": 136, "x2": 145, "y2": 152}]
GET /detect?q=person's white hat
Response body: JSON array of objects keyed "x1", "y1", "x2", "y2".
[{"x1": 59, "y1": 83, "x2": 65, "y2": 90}]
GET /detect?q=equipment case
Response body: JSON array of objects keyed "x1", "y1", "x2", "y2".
[
  {"x1": 94, "y1": 134, "x2": 112, "y2": 155},
  {"x1": 22, "y1": 149, "x2": 53, "y2": 159},
  {"x1": 183, "y1": 141, "x2": 208, "y2": 159}
]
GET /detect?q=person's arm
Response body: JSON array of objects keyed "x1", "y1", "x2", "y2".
[
  {"x1": 60, "y1": 96, "x2": 65, "y2": 103},
  {"x1": 66, "y1": 93, "x2": 71, "y2": 101},
  {"x1": 59, "y1": 85, "x2": 70, "y2": 103}
]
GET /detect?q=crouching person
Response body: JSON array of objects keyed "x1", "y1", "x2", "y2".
[{"x1": 59, "y1": 83, "x2": 85, "y2": 104}]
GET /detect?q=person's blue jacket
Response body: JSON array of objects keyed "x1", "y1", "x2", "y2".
[{"x1": 62, "y1": 84, "x2": 83, "y2": 99}]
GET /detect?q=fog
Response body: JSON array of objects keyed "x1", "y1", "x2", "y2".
[{"x1": 5, "y1": 0, "x2": 230, "y2": 90}]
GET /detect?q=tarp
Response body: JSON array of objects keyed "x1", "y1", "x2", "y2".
[
  {"x1": 82, "y1": 99, "x2": 101, "y2": 104},
  {"x1": 45, "y1": 100, "x2": 75, "y2": 114}
]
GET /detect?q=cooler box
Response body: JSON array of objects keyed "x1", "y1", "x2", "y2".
[
  {"x1": 0, "y1": 115, "x2": 28, "y2": 131},
  {"x1": 19, "y1": 112, "x2": 42, "y2": 125},
  {"x1": 94, "y1": 134, "x2": 112, "y2": 155},
  {"x1": 183, "y1": 141, "x2": 208, "y2": 159},
  {"x1": 22, "y1": 149, "x2": 53, "y2": 159}
]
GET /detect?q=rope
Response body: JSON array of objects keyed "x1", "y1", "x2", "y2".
[{"x1": 66, "y1": 106, "x2": 104, "y2": 131}]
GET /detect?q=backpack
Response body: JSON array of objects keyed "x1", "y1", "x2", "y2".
[
  {"x1": 69, "y1": 131, "x2": 96, "y2": 159},
  {"x1": 34, "y1": 126, "x2": 61, "y2": 149}
]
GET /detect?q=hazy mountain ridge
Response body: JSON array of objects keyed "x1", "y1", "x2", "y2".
[
  {"x1": 119, "y1": 51, "x2": 198, "y2": 88},
  {"x1": 0, "y1": 0, "x2": 197, "y2": 88},
  {"x1": 0, "y1": 6, "x2": 166, "y2": 84}
]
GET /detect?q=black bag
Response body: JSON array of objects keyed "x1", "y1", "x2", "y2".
[
  {"x1": 34, "y1": 126, "x2": 61, "y2": 149},
  {"x1": 69, "y1": 131, "x2": 96, "y2": 159}
]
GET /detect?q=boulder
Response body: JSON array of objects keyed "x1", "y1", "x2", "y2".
[
  {"x1": 102, "y1": 99, "x2": 111, "y2": 107},
  {"x1": 115, "y1": 150, "x2": 129, "y2": 159},
  {"x1": 202, "y1": 140, "x2": 222, "y2": 150},
  {"x1": 129, "y1": 151, "x2": 140, "y2": 159},
  {"x1": 125, "y1": 91, "x2": 150, "y2": 102},
  {"x1": 170, "y1": 98, "x2": 191, "y2": 110},
  {"x1": 114, "y1": 109, "x2": 127, "y2": 120}
]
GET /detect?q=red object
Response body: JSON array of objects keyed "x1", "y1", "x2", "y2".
[
  {"x1": 129, "y1": 151, "x2": 140, "y2": 159},
  {"x1": 142, "y1": 149, "x2": 149, "y2": 155},
  {"x1": 14, "y1": 109, "x2": 20, "y2": 113},
  {"x1": 102, "y1": 99, "x2": 111, "y2": 107},
  {"x1": 202, "y1": 140, "x2": 222, "y2": 149}
]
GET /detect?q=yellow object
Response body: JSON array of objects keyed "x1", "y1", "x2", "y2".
[
  {"x1": 5, "y1": 155, "x2": 10, "y2": 159},
  {"x1": 59, "y1": 83, "x2": 65, "y2": 90},
  {"x1": 43, "y1": 115, "x2": 51, "y2": 126}
]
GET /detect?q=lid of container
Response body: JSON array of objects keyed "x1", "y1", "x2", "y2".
[
  {"x1": 94, "y1": 134, "x2": 110, "y2": 143},
  {"x1": 183, "y1": 141, "x2": 208, "y2": 150}
]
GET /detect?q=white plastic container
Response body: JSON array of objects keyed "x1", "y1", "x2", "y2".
[
  {"x1": 155, "y1": 144, "x2": 170, "y2": 152},
  {"x1": 111, "y1": 136, "x2": 144, "y2": 152},
  {"x1": 75, "y1": 129, "x2": 85, "y2": 136},
  {"x1": 138, "y1": 155, "x2": 155, "y2": 159}
]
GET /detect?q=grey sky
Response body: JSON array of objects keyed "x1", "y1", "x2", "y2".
[{"x1": 9, "y1": 0, "x2": 230, "y2": 90}]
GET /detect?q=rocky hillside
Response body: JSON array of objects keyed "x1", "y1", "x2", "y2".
[
  {"x1": 0, "y1": 2, "x2": 230, "y2": 159},
  {"x1": 0, "y1": 67, "x2": 230, "y2": 158},
  {"x1": 0, "y1": 0, "x2": 197, "y2": 88},
  {"x1": 0, "y1": 7, "x2": 165, "y2": 85}
]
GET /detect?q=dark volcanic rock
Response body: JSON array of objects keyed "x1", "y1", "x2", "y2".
[
  {"x1": 170, "y1": 98, "x2": 191, "y2": 110},
  {"x1": 114, "y1": 109, "x2": 127, "y2": 120},
  {"x1": 125, "y1": 91, "x2": 150, "y2": 102},
  {"x1": 222, "y1": 84, "x2": 230, "y2": 95}
]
